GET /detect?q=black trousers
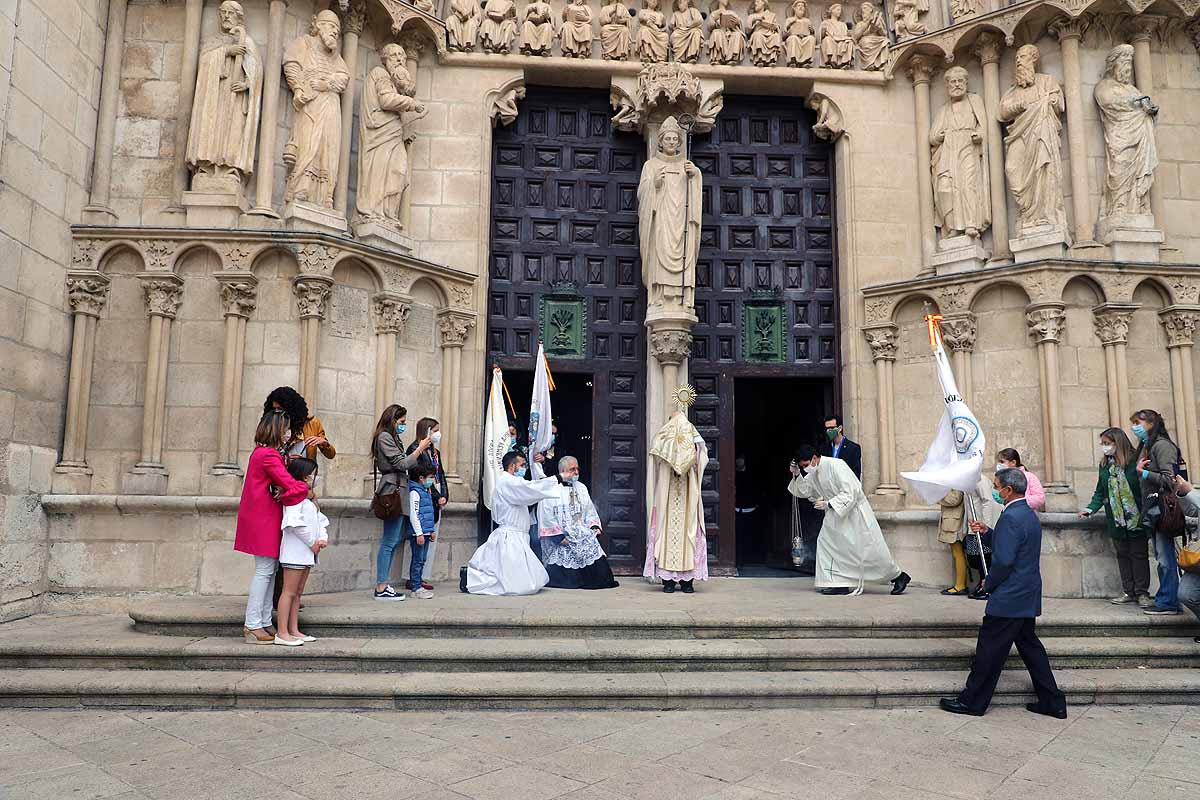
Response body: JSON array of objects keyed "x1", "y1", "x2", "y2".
[{"x1": 958, "y1": 615, "x2": 1066, "y2": 714}]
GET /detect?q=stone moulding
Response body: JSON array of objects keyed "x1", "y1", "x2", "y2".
[{"x1": 40, "y1": 494, "x2": 478, "y2": 515}]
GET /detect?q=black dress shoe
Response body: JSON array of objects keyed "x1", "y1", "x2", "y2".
[
  {"x1": 679, "y1": 579, "x2": 694, "y2": 594},
  {"x1": 662, "y1": 579, "x2": 677, "y2": 594},
  {"x1": 890, "y1": 571, "x2": 911, "y2": 595},
  {"x1": 820, "y1": 587, "x2": 851, "y2": 595},
  {"x1": 939, "y1": 698, "x2": 985, "y2": 717},
  {"x1": 1026, "y1": 703, "x2": 1067, "y2": 720},
  {"x1": 459, "y1": 566, "x2": 468, "y2": 593}
]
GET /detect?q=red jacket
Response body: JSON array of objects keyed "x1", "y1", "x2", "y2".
[{"x1": 234, "y1": 446, "x2": 311, "y2": 558}]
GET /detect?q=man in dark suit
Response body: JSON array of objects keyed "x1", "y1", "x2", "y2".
[
  {"x1": 940, "y1": 468, "x2": 1067, "y2": 719},
  {"x1": 822, "y1": 415, "x2": 862, "y2": 479}
]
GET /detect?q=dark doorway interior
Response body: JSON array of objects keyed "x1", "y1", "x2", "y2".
[
  {"x1": 733, "y1": 377, "x2": 832, "y2": 570},
  {"x1": 501, "y1": 369, "x2": 595, "y2": 487}
]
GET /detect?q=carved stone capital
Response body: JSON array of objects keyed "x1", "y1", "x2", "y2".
[
  {"x1": 1025, "y1": 303, "x2": 1067, "y2": 345},
  {"x1": 974, "y1": 31, "x2": 1003, "y2": 65},
  {"x1": 66, "y1": 271, "x2": 111, "y2": 318},
  {"x1": 611, "y1": 63, "x2": 723, "y2": 135},
  {"x1": 341, "y1": 0, "x2": 367, "y2": 35},
  {"x1": 864, "y1": 325, "x2": 898, "y2": 362},
  {"x1": 1160, "y1": 307, "x2": 1200, "y2": 349},
  {"x1": 373, "y1": 293, "x2": 412, "y2": 335},
  {"x1": 438, "y1": 310, "x2": 476, "y2": 348},
  {"x1": 1049, "y1": 15, "x2": 1089, "y2": 42},
  {"x1": 140, "y1": 274, "x2": 184, "y2": 319},
  {"x1": 217, "y1": 274, "x2": 259, "y2": 318},
  {"x1": 1188, "y1": 20, "x2": 1200, "y2": 54},
  {"x1": 292, "y1": 275, "x2": 334, "y2": 319},
  {"x1": 1126, "y1": 15, "x2": 1159, "y2": 43},
  {"x1": 906, "y1": 54, "x2": 936, "y2": 86},
  {"x1": 649, "y1": 328, "x2": 693, "y2": 365},
  {"x1": 1092, "y1": 304, "x2": 1136, "y2": 345},
  {"x1": 940, "y1": 314, "x2": 977, "y2": 353},
  {"x1": 397, "y1": 30, "x2": 429, "y2": 57}
]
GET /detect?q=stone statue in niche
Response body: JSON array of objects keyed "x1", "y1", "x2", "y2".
[
  {"x1": 851, "y1": 2, "x2": 887, "y2": 71},
  {"x1": 747, "y1": 0, "x2": 782, "y2": 66},
  {"x1": 783, "y1": 0, "x2": 815, "y2": 66},
  {"x1": 1095, "y1": 44, "x2": 1158, "y2": 221},
  {"x1": 999, "y1": 43, "x2": 1068, "y2": 234},
  {"x1": 707, "y1": 0, "x2": 745, "y2": 65},
  {"x1": 480, "y1": 0, "x2": 518, "y2": 53},
  {"x1": 282, "y1": 10, "x2": 349, "y2": 208},
  {"x1": 638, "y1": 116, "x2": 702, "y2": 311},
  {"x1": 892, "y1": 0, "x2": 926, "y2": 38},
  {"x1": 949, "y1": 0, "x2": 977, "y2": 20},
  {"x1": 637, "y1": 0, "x2": 670, "y2": 61},
  {"x1": 600, "y1": 0, "x2": 634, "y2": 60},
  {"x1": 669, "y1": 0, "x2": 705, "y2": 63},
  {"x1": 186, "y1": 1, "x2": 263, "y2": 192},
  {"x1": 819, "y1": 3, "x2": 853, "y2": 68},
  {"x1": 520, "y1": 0, "x2": 554, "y2": 55},
  {"x1": 446, "y1": 0, "x2": 481, "y2": 51},
  {"x1": 355, "y1": 43, "x2": 427, "y2": 231},
  {"x1": 930, "y1": 66, "x2": 990, "y2": 239},
  {"x1": 560, "y1": 0, "x2": 595, "y2": 57}
]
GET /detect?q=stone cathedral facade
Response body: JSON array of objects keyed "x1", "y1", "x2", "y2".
[{"x1": 1, "y1": 0, "x2": 1198, "y2": 618}]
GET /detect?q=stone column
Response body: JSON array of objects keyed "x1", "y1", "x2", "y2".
[
  {"x1": 171, "y1": 0, "x2": 205, "y2": 207},
  {"x1": 250, "y1": 0, "x2": 289, "y2": 217},
  {"x1": 1051, "y1": 17, "x2": 1098, "y2": 249},
  {"x1": 438, "y1": 310, "x2": 477, "y2": 479},
  {"x1": 908, "y1": 55, "x2": 937, "y2": 273},
  {"x1": 941, "y1": 313, "x2": 977, "y2": 405},
  {"x1": 1129, "y1": 18, "x2": 1166, "y2": 231},
  {"x1": 372, "y1": 293, "x2": 411, "y2": 422},
  {"x1": 864, "y1": 325, "x2": 902, "y2": 494},
  {"x1": 647, "y1": 323, "x2": 694, "y2": 428},
  {"x1": 293, "y1": 275, "x2": 333, "y2": 408},
  {"x1": 81, "y1": 0, "x2": 129, "y2": 222},
  {"x1": 333, "y1": 0, "x2": 366, "y2": 216},
  {"x1": 126, "y1": 275, "x2": 184, "y2": 494},
  {"x1": 1093, "y1": 304, "x2": 1135, "y2": 428},
  {"x1": 1026, "y1": 303, "x2": 1068, "y2": 490},
  {"x1": 974, "y1": 33, "x2": 1010, "y2": 262},
  {"x1": 1160, "y1": 308, "x2": 1200, "y2": 467},
  {"x1": 212, "y1": 275, "x2": 258, "y2": 476},
  {"x1": 54, "y1": 272, "x2": 112, "y2": 484}
]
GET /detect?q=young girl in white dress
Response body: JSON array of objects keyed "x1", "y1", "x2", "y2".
[{"x1": 275, "y1": 457, "x2": 329, "y2": 646}]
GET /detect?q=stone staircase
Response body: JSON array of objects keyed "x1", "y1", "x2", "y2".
[{"x1": 1, "y1": 580, "x2": 1198, "y2": 710}]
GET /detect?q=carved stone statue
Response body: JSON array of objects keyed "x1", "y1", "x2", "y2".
[
  {"x1": 638, "y1": 116, "x2": 702, "y2": 311},
  {"x1": 949, "y1": 0, "x2": 977, "y2": 20},
  {"x1": 520, "y1": 0, "x2": 554, "y2": 55},
  {"x1": 819, "y1": 3, "x2": 853, "y2": 68},
  {"x1": 446, "y1": 0, "x2": 481, "y2": 51},
  {"x1": 560, "y1": 0, "x2": 595, "y2": 57},
  {"x1": 637, "y1": 0, "x2": 669, "y2": 62},
  {"x1": 892, "y1": 0, "x2": 926, "y2": 38},
  {"x1": 707, "y1": 0, "x2": 745, "y2": 66},
  {"x1": 669, "y1": 0, "x2": 704, "y2": 63},
  {"x1": 931, "y1": 66, "x2": 990, "y2": 239},
  {"x1": 600, "y1": 0, "x2": 633, "y2": 60},
  {"x1": 852, "y1": 2, "x2": 887, "y2": 71},
  {"x1": 185, "y1": 1, "x2": 262, "y2": 191},
  {"x1": 480, "y1": 0, "x2": 518, "y2": 53},
  {"x1": 355, "y1": 44, "x2": 426, "y2": 229},
  {"x1": 1095, "y1": 44, "x2": 1158, "y2": 220},
  {"x1": 747, "y1": 0, "x2": 782, "y2": 67},
  {"x1": 783, "y1": 0, "x2": 815, "y2": 67},
  {"x1": 282, "y1": 10, "x2": 349, "y2": 207},
  {"x1": 999, "y1": 43, "x2": 1068, "y2": 233}
]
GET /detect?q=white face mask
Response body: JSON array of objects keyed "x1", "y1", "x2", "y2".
[
  {"x1": 1101, "y1": 444, "x2": 1115, "y2": 456},
  {"x1": 995, "y1": 463, "x2": 1008, "y2": 473},
  {"x1": 431, "y1": 431, "x2": 442, "y2": 446}
]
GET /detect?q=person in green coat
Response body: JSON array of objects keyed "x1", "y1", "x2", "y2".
[{"x1": 1079, "y1": 427, "x2": 1149, "y2": 607}]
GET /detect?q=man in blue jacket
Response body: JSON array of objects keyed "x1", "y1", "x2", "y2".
[{"x1": 940, "y1": 468, "x2": 1067, "y2": 719}]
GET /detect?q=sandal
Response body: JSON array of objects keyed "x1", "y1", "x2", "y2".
[{"x1": 244, "y1": 627, "x2": 274, "y2": 645}]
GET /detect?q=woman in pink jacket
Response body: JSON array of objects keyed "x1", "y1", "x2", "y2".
[
  {"x1": 237, "y1": 411, "x2": 312, "y2": 644},
  {"x1": 996, "y1": 448, "x2": 1046, "y2": 511}
]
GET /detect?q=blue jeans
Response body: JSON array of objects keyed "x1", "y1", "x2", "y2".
[
  {"x1": 376, "y1": 515, "x2": 408, "y2": 585},
  {"x1": 408, "y1": 527, "x2": 429, "y2": 590},
  {"x1": 1153, "y1": 529, "x2": 1180, "y2": 610},
  {"x1": 1180, "y1": 572, "x2": 1200, "y2": 624}
]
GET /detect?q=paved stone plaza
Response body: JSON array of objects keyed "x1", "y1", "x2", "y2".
[{"x1": 0, "y1": 705, "x2": 1198, "y2": 800}]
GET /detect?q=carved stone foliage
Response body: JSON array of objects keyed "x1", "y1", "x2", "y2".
[
  {"x1": 141, "y1": 276, "x2": 184, "y2": 319},
  {"x1": 1161, "y1": 309, "x2": 1200, "y2": 349},
  {"x1": 297, "y1": 243, "x2": 337, "y2": 273},
  {"x1": 293, "y1": 276, "x2": 334, "y2": 319},
  {"x1": 1025, "y1": 304, "x2": 1067, "y2": 344},
  {"x1": 438, "y1": 310, "x2": 477, "y2": 347},
  {"x1": 139, "y1": 239, "x2": 176, "y2": 271},
  {"x1": 940, "y1": 313, "x2": 977, "y2": 352},
  {"x1": 218, "y1": 242, "x2": 255, "y2": 270},
  {"x1": 649, "y1": 328, "x2": 693, "y2": 365},
  {"x1": 373, "y1": 294, "x2": 412, "y2": 334},
  {"x1": 610, "y1": 62, "x2": 723, "y2": 134},
  {"x1": 67, "y1": 272, "x2": 111, "y2": 317},
  {"x1": 864, "y1": 325, "x2": 898, "y2": 361},
  {"x1": 864, "y1": 296, "x2": 894, "y2": 325},
  {"x1": 1093, "y1": 309, "x2": 1132, "y2": 345},
  {"x1": 450, "y1": 284, "x2": 474, "y2": 307},
  {"x1": 72, "y1": 239, "x2": 99, "y2": 271},
  {"x1": 219, "y1": 279, "x2": 258, "y2": 317}
]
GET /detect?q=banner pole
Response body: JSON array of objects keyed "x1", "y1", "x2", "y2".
[{"x1": 964, "y1": 492, "x2": 989, "y2": 578}]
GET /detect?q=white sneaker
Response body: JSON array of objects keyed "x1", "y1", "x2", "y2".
[{"x1": 412, "y1": 588, "x2": 435, "y2": 599}]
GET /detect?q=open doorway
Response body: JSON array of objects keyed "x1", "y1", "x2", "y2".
[
  {"x1": 498, "y1": 370, "x2": 595, "y2": 485},
  {"x1": 733, "y1": 377, "x2": 832, "y2": 572}
]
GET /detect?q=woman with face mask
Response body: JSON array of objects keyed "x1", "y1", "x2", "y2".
[
  {"x1": 1129, "y1": 409, "x2": 1184, "y2": 616},
  {"x1": 405, "y1": 417, "x2": 449, "y2": 592},
  {"x1": 371, "y1": 404, "x2": 432, "y2": 600},
  {"x1": 1080, "y1": 428, "x2": 1148, "y2": 607},
  {"x1": 995, "y1": 449, "x2": 1045, "y2": 512}
]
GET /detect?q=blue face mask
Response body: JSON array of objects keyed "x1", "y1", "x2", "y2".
[
  {"x1": 515, "y1": 467, "x2": 527, "y2": 478},
  {"x1": 423, "y1": 478, "x2": 434, "y2": 488},
  {"x1": 563, "y1": 475, "x2": 576, "y2": 484},
  {"x1": 1132, "y1": 424, "x2": 1148, "y2": 442},
  {"x1": 992, "y1": 489, "x2": 1004, "y2": 504},
  {"x1": 396, "y1": 423, "x2": 407, "y2": 435},
  {"x1": 549, "y1": 434, "x2": 556, "y2": 445}
]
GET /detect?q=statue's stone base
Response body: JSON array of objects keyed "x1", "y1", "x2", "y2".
[
  {"x1": 1010, "y1": 224, "x2": 1070, "y2": 263},
  {"x1": 1096, "y1": 213, "x2": 1163, "y2": 263},
  {"x1": 122, "y1": 464, "x2": 169, "y2": 495},
  {"x1": 353, "y1": 219, "x2": 415, "y2": 253},
  {"x1": 931, "y1": 235, "x2": 989, "y2": 275},
  {"x1": 283, "y1": 201, "x2": 348, "y2": 234},
  {"x1": 51, "y1": 462, "x2": 92, "y2": 494},
  {"x1": 182, "y1": 187, "x2": 249, "y2": 228}
]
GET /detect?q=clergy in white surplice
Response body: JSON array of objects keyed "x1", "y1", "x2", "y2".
[
  {"x1": 465, "y1": 452, "x2": 556, "y2": 596},
  {"x1": 787, "y1": 445, "x2": 911, "y2": 596},
  {"x1": 536, "y1": 456, "x2": 619, "y2": 590}
]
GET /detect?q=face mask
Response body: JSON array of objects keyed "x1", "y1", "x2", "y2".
[
  {"x1": 431, "y1": 431, "x2": 442, "y2": 446},
  {"x1": 992, "y1": 489, "x2": 1004, "y2": 504},
  {"x1": 995, "y1": 463, "x2": 1008, "y2": 473},
  {"x1": 396, "y1": 423, "x2": 407, "y2": 434},
  {"x1": 549, "y1": 434, "x2": 556, "y2": 445},
  {"x1": 423, "y1": 478, "x2": 435, "y2": 488},
  {"x1": 1102, "y1": 444, "x2": 1115, "y2": 456},
  {"x1": 825, "y1": 428, "x2": 839, "y2": 442},
  {"x1": 515, "y1": 467, "x2": 527, "y2": 478},
  {"x1": 563, "y1": 475, "x2": 577, "y2": 484},
  {"x1": 1132, "y1": 424, "x2": 1148, "y2": 442}
]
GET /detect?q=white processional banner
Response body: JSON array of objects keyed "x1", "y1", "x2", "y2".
[
  {"x1": 482, "y1": 366, "x2": 510, "y2": 511},
  {"x1": 900, "y1": 317, "x2": 987, "y2": 504},
  {"x1": 527, "y1": 343, "x2": 554, "y2": 480}
]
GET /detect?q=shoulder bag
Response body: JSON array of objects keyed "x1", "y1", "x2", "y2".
[{"x1": 370, "y1": 433, "x2": 406, "y2": 521}]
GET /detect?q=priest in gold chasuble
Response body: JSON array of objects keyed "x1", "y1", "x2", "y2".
[{"x1": 644, "y1": 411, "x2": 709, "y2": 592}]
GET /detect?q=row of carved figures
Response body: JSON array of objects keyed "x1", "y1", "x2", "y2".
[{"x1": 446, "y1": 0, "x2": 893, "y2": 69}]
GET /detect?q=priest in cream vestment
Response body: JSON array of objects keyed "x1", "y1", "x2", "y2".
[
  {"x1": 788, "y1": 445, "x2": 910, "y2": 596},
  {"x1": 643, "y1": 412, "x2": 708, "y2": 592}
]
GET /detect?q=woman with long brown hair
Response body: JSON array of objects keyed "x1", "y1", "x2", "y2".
[
  {"x1": 1080, "y1": 427, "x2": 1148, "y2": 606},
  {"x1": 1130, "y1": 409, "x2": 1183, "y2": 615},
  {"x1": 371, "y1": 404, "x2": 432, "y2": 600}
]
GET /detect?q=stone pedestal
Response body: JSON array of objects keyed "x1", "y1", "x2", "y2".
[
  {"x1": 283, "y1": 201, "x2": 348, "y2": 234},
  {"x1": 1043, "y1": 487, "x2": 1078, "y2": 513},
  {"x1": 931, "y1": 235, "x2": 989, "y2": 275},
  {"x1": 1010, "y1": 224, "x2": 1070, "y2": 263},
  {"x1": 183, "y1": 185, "x2": 249, "y2": 228},
  {"x1": 1096, "y1": 213, "x2": 1163, "y2": 263},
  {"x1": 353, "y1": 219, "x2": 415, "y2": 252},
  {"x1": 123, "y1": 464, "x2": 169, "y2": 495},
  {"x1": 201, "y1": 468, "x2": 245, "y2": 497},
  {"x1": 51, "y1": 463, "x2": 93, "y2": 494}
]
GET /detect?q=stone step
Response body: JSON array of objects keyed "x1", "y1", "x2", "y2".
[{"x1": 1, "y1": 667, "x2": 1196, "y2": 710}]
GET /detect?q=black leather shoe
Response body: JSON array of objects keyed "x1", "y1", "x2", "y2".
[
  {"x1": 939, "y1": 698, "x2": 984, "y2": 717},
  {"x1": 459, "y1": 566, "x2": 468, "y2": 593},
  {"x1": 679, "y1": 580, "x2": 694, "y2": 594},
  {"x1": 1025, "y1": 703, "x2": 1067, "y2": 720},
  {"x1": 662, "y1": 580, "x2": 677, "y2": 594},
  {"x1": 820, "y1": 587, "x2": 851, "y2": 595},
  {"x1": 891, "y1": 572, "x2": 911, "y2": 595}
]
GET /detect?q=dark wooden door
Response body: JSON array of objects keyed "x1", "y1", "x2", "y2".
[
  {"x1": 487, "y1": 87, "x2": 648, "y2": 568},
  {"x1": 687, "y1": 95, "x2": 838, "y2": 573}
]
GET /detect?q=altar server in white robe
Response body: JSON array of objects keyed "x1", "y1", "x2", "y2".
[
  {"x1": 466, "y1": 451, "x2": 557, "y2": 595},
  {"x1": 788, "y1": 443, "x2": 911, "y2": 596}
]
